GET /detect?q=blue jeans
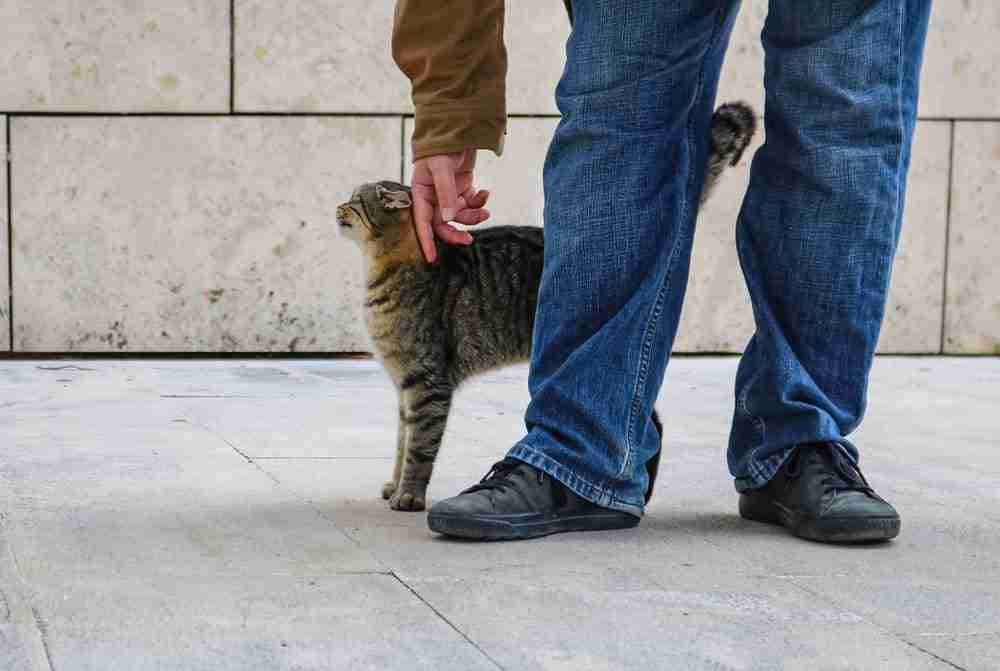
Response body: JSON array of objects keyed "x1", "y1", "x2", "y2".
[{"x1": 507, "y1": 0, "x2": 932, "y2": 517}]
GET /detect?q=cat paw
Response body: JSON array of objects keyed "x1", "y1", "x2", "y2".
[
  {"x1": 381, "y1": 480, "x2": 398, "y2": 500},
  {"x1": 388, "y1": 482, "x2": 428, "y2": 512}
]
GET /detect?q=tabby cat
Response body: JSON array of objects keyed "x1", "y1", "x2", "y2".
[{"x1": 337, "y1": 102, "x2": 757, "y2": 511}]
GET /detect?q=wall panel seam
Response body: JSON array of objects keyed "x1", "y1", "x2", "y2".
[
  {"x1": 940, "y1": 120, "x2": 956, "y2": 354},
  {"x1": 229, "y1": 0, "x2": 236, "y2": 113},
  {"x1": 5, "y1": 115, "x2": 11, "y2": 352}
]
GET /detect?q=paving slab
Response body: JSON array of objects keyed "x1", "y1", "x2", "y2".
[
  {"x1": 0, "y1": 628, "x2": 33, "y2": 671},
  {"x1": 402, "y1": 572, "x2": 940, "y2": 671},
  {"x1": 2, "y1": 356, "x2": 998, "y2": 670},
  {"x1": 24, "y1": 573, "x2": 495, "y2": 671},
  {"x1": 0, "y1": 533, "x2": 47, "y2": 671}
]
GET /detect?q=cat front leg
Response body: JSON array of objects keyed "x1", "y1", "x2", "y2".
[
  {"x1": 388, "y1": 380, "x2": 454, "y2": 512},
  {"x1": 382, "y1": 401, "x2": 407, "y2": 501}
]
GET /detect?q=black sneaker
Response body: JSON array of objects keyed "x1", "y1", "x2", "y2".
[
  {"x1": 427, "y1": 458, "x2": 640, "y2": 541},
  {"x1": 739, "y1": 443, "x2": 901, "y2": 543}
]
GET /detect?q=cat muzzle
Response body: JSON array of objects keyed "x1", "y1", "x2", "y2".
[{"x1": 336, "y1": 205, "x2": 353, "y2": 228}]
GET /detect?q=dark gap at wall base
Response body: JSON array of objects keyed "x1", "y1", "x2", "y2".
[
  {"x1": 0, "y1": 352, "x2": 995, "y2": 362},
  {"x1": 0, "y1": 351, "x2": 376, "y2": 361},
  {"x1": 0, "y1": 111, "x2": 994, "y2": 122},
  {"x1": 0, "y1": 111, "x2": 411, "y2": 118}
]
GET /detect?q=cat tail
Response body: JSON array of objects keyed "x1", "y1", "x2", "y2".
[{"x1": 701, "y1": 101, "x2": 758, "y2": 205}]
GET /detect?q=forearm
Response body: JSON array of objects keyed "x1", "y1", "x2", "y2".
[{"x1": 392, "y1": 0, "x2": 508, "y2": 160}]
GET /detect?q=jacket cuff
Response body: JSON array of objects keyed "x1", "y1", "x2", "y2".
[{"x1": 411, "y1": 111, "x2": 507, "y2": 162}]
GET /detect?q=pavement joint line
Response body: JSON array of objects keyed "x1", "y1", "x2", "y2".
[
  {"x1": 895, "y1": 637, "x2": 971, "y2": 671},
  {"x1": 29, "y1": 606, "x2": 56, "y2": 671},
  {"x1": 239, "y1": 446, "x2": 392, "y2": 572},
  {"x1": 160, "y1": 394, "x2": 258, "y2": 399},
  {"x1": 781, "y1": 577, "x2": 970, "y2": 671},
  {"x1": 390, "y1": 572, "x2": 506, "y2": 671},
  {"x1": 185, "y1": 417, "x2": 257, "y2": 465},
  {"x1": 180, "y1": 416, "x2": 383, "y2": 567},
  {"x1": 914, "y1": 631, "x2": 1000, "y2": 638},
  {"x1": 661, "y1": 510, "x2": 990, "y2": 670},
  {"x1": 762, "y1": 573, "x2": 852, "y2": 579},
  {"x1": 0, "y1": 525, "x2": 55, "y2": 671}
]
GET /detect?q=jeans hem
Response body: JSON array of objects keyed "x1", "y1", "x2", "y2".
[
  {"x1": 507, "y1": 443, "x2": 644, "y2": 519},
  {"x1": 732, "y1": 438, "x2": 859, "y2": 493},
  {"x1": 733, "y1": 446, "x2": 796, "y2": 493}
]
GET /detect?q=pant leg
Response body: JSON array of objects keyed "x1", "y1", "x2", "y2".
[
  {"x1": 729, "y1": 0, "x2": 932, "y2": 491},
  {"x1": 507, "y1": 0, "x2": 742, "y2": 516}
]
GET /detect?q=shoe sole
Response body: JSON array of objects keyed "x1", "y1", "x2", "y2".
[
  {"x1": 739, "y1": 495, "x2": 900, "y2": 543},
  {"x1": 427, "y1": 510, "x2": 640, "y2": 541}
]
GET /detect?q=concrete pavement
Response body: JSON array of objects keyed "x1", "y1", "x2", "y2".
[{"x1": 1, "y1": 357, "x2": 998, "y2": 670}]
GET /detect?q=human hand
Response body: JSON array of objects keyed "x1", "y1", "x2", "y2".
[{"x1": 411, "y1": 149, "x2": 492, "y2": 263}]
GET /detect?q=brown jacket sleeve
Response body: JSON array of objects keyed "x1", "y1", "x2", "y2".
[{"x1": 392, "y1": 0, "x2": 507, "y2": 161}]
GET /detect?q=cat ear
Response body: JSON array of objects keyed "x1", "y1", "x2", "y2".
[{"x1": 375, "y1": 185, "x2": 412, "y2": 211}]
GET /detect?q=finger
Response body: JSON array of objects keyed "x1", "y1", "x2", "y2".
[
  {"x1": 429, "y1": 194, "x2": 468, "y2": 226},
  {"x1": 464, "y1": 189, "x2": 490, "y2": 210},
  {"x1": 433, "y1": 221, "x2": 474, "y2": 246},
  {"x1": 411, "y1": 197, "x2": 438, "y2": 263},
  {"x1": 453, "y1": 208, "x2": 491, "y2": 226},
  {"x1": 456, "y1": 174, "x2": 476, "y2": 201},
  {"x1": 430, "y1": 162, "x2": 460, "y2": 222},
  {"x1": 459, "y1": 148, "x2": 478, "y2": 172}
]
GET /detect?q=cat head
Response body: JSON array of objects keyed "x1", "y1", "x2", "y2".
[{"x1": 336, "y1": 181, "x2": 413, "y2": 251}]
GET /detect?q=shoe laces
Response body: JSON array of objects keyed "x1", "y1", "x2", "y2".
[
  {"x1": 785, "y1": 444, "x2": 875, "y2": 497},
  {"x1": 461, "y1": 457, "x2": 544, "y2": 496}
]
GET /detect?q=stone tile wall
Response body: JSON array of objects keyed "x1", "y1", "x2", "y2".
[{"x1": 0, "y1": 1, "x2": 995, "y2": 353}]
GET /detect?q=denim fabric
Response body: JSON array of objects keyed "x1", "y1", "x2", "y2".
[{"x1": 507, "y1": 0, "x2": 932, "y2": 517}]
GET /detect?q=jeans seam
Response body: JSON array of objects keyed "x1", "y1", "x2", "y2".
[
  {"x1": 734, "y1": 184, "x2": 768, "y2": 458},
  {"x1": 510, "y1": 442, "x2": 644, "y2": 515},
  {"x1": 620, "y1": 3, "x2": 730, "y2": 479},
  {"x1": 893, "y1": 2, "x2": 907, "y2": 248},
  {"x1": 738, "y1": 341, "x2": 766, "y2": 443}
]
